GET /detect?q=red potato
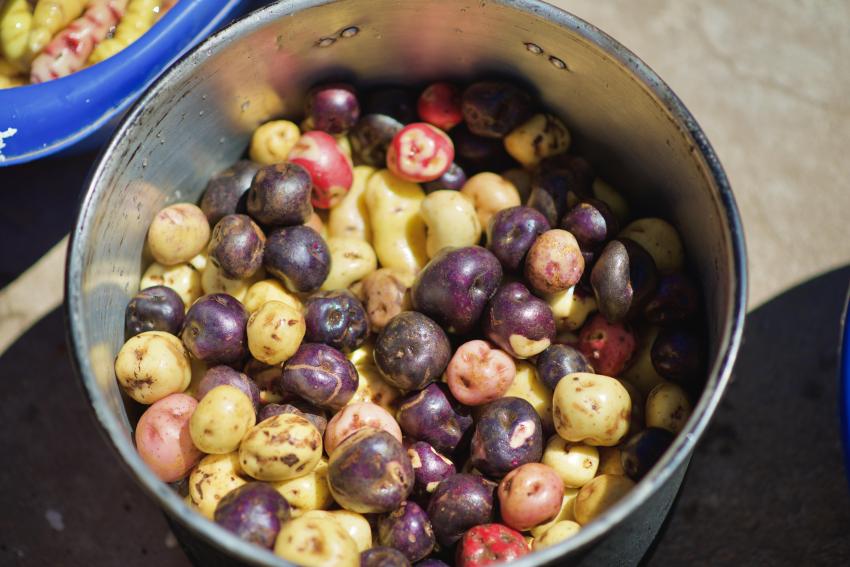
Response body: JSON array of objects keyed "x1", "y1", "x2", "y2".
[
  {"x1": 456, "y1": 523, "x2": 529, "y2": 567},
  {"x1": 498, "y1": 463, "x2": 564, "y2": 531},
  {"x1": 288, "y1": 131, "x2": 353, "y2": 208},
  {"x1": 324, "y1": 402, "x2": 402, "y2": 454},
  {"x1": 135, "y1": 393, "x2": 202, "y2": 482},
  {"x1": 445, "y1": 340, "x2": 516, "y2": 406},
  {"x1": 418, "y1": 82, "x2": 463, "y2": 131},
  {"x1": 578, "y1": 313, "x2": 637, "y2": 376},
  {"x1": 386, "y1": 122, "x2": 455, "y2": 183}
]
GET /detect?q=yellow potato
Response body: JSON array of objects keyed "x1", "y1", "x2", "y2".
[
  {"x1": 646, "y1": 381, "x2": 692, "y2": 433},
  {"x1": 574, "y1": 474, "x2": 635, "y2": 525},
  {"x1": 244, "y1": 278, "x2": 303, "y2": 313},
  {"x1": 0, "y1": 0, "x2": 32, "y2": 69},
  {"x1": 147, "y1": 203, "x2": 210, "y2": 266},
  {"x1": 504, "y1": 113, "x2": 571, "y2": 168},
  {"x1": 322, "y1": 237, "x2": 378, "y2": 291},
  {"x1": 328, "y1": 165, "x2": 375, "y2": 242},
  {"x1": 533, "y1": 520, "x2": 581, "y2": 549},
  {"x1": 249, "y1": 120, "x2": 301, "y2": 165},
  {"x1": 115, "y1": 331, "x2": 191, "y2": 404},
  {"x1": 542, "y1": 435, "x2": 599, "y2": 488},
  {"x1": 364, "y1": 169, "x2": 427, "y2": 276},
  {"x1": 140, "y1": 262, "x2": 202, "y2": 307},
  {"x1": 530, "y1": 488, "x2": 579, "y2": 538},
  {"x1": 240, "y1": 413, "x2": 322, "y2": 481},
  {"x1": 246, "y1": 300, "x2": 305, "y2": 365},
  {"x1": 621, "y1": 326, "x2": 666, "y2": 396},
  {"x1": 189, "y1": 452, "x2": 248, "y2": 519},
  {"x1": 189, "y1": 385, "x2": 256, "y2": 454},
  {"x1": 619, "y1": 218, "x2": 684, "y2": 275},
  {"x1": 553, "y1": 373, "x2": 631, "y2": 447},
  {"x1": 272, "y1": 458, "x2": 333, "y2": 517},
  {"x1": 347, "y1": 342, "x2": 403, "y2": 414},
  {"x1": 201, "y1": 261, "x2": 264, "y2": 302},
  {"x1": 546, "y1": 286, "x2": 598, "y2": 332},
  {"x1": 503, "y1": 361, "x2": 553, "y2": 432},
  {"x1": 460, "y1": 172, "x2": 521, "y2": 228},
  {"x1": 592, "y1": 178, "x2": 629, "y2": 224},
  {"x1": 597, "y1": 446, "x2": 626, "y2": 476},
  {"x1": 420, "y1": 190, "x2": 481, "y2": 258},
  {"x1": 274, "y1": 514, "x2": 359, "y2": 567},
  {"x1": 330, "y1": 510, "x2": 372, "y2": 552}
]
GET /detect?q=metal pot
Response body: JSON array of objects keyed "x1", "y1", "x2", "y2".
[{"x1": 65, "y1": 1, "x2": 747, "y2": 565}]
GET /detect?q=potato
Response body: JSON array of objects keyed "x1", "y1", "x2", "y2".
[
  {"x1": 533, "y1": 520, "x2": 581, "y2": 549},
  {"x1": 243, "y1": 279, "x2": 303, "y2": 314},
  {"x1": 460, "y1": 172, "x2": 521, "y2": 228},
  {"x1": 420, "y1": 190, "x2": 481, "y2": 258},
  {"x1": 272, "y1": 458, "x2": 333, "y2": 517},
  {"x1": 504, "y1": 113, "x2": 571, "y2": 168},
  {"x1": 574, "y1": 474, "x2": 635, "y2": 525},
  {"x1": 330, "y1": 510, "x2": 372, "y2": 552},
  {"x1": 147, "y1": 203, "x2": 210, "y2": 266},
  {"x1": 273, "y1": 514, "x2": 359, "y2": 567},
  {"x1": 546, "y1": 286, "x2": 598, "y2": 332},
  {"x1": 621, "y1": 326, "x2": 666, "y2": 396},
  {"x1": 646, "y1": 381, "x2": 692, "y2": 433},
  {"x1": 619, "y1": 218, "x2": 683, "y2": 275},
  {"x1": 201, "y1": 261, "x2": 264, "y2": 303},
  {"x1": 553, "y1": 372, "x2": 631, "y2": 447},
  {"x1": 246, "y1": 300, "x2": 306, "y2": 365},
  {"x1": 250, "y1": 120, "x2": 301, "y2": 165},
  {"x1": 324, "y1": 402, "x2": 402, "y2": 455},
  {"x1": 503, "y1": 360, "x2": 553, "y2": 432},
  {"x1": 135, "y1": 393, "x2": 202, "y2": 482},
  {"x1": 240, "y1": 413, "x2": 322, "y2": 481},
  {"x1": 592, "y1": 178, "x2": 629, "y2": 224},
  {"x1": 189, "y1": 385, "x2": 256, "y2": 454},
  {"x1": 321, "y1": 237, "x2": 378, "y2": 291},
  {"x1": 140, "y1": 262, "x2": 202, "y2": 307},
  {"x1": 542, "y1": 435, "x2": 599, "y2": 488},
  {"x1": 306, "y1": 211, "x2": 327, "y2": 238},
  {"x1": 328, "y1": 165, "x2": 375, "y2": 242},
  {"x1": 597, "y1": 446, "x2": 626, "y2": 476},
  {"x1": 364, "y1": 169, "x2": 427, "y2": 276},
  {"x1": 530, "y1": 488, "x2": 579, "y2": 538},
  {"x1": 358, "y1": 268, "x2": 413, "y2": 333},
  {"x1": 115, "y1": 331, "x2": 191, "y2": 404},
  {"x1": 189, "y1": 452, "x2": 249, "y2": 519},
  {"x1": 347, "y1": 341, "x2": 403, "y2": 413}
]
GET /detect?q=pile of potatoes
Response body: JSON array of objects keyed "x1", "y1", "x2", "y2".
[{"x1": 113, "y1": 81, "x2": 703, "y2": 567}]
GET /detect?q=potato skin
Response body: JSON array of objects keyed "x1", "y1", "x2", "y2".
[
  {"x1": 396, "y1": 383, "x2": 473, "y2": 454},
  {"x1": 420, "y1": 190, "x2": 481, "y2": 258},
  {"x1": 189, "y1": 385, "x2": 257, "y2": 454},
  {"x1": 135, "y1": 393, "x2": 202, "y2": 482},
  {"x1": 140, "y1": 262, "x2": 203, "y2": 307},
  {"x1": 460, "y1": 172, "x2": 521, "y2": 228},
  {"x1": 147, "y1": 203, "x2": 211, "y2": 266},
  {"x1": 200, "y1": 160, "x2": 260, "y2": 226},
  {"x1": 541, "y1": 435, "x2": 599, "y2": 488},
  {"x1": 497, "y1": 462, "x2": 564, "y2": 531},
  {"x1": 573, "y1": 474, "x2": 635, "y2": 525},
  {"x1": 214, "y1": 482, "x2": 291, "y2": 549},
  {"x1": 324, "y1": 402, "x2": 401, "y2": 455},
  {"x1": 249, "y1": 120, "x2": 301, "y2": 165},
  {"x1": 374, "y1": 311, "x2": 451, "y2": 392},
  {"x1": 328, "y1": 165, "x2": 375, "y2": 242},
  {"x1": 427, "y1": 473, "x2": 497, "y2": 547},
  {"x1": 359, "y1": 268, "x2": 412, "y2": 333},
  {"x1": 207, "y1": 214, "x2": 266, "y2": 279},
  {"x1": 320, "y1": 237, "x2": 377, "y2": 291},
  {"x1": 115, "y1": 331, "x2": 191, "y2": 404},
  {"x1": 378, "y1": 500, "x2": 435, "y2": 562},
  {"x1": 271, "y1": 458, "x2": 333, "y2": 517},
  {"x1": 181, "y1": 293, "x2": 249, "y2": 365},
  {"x1": 239, "y1": 413, "x2": 323, "y2": 481},
  {"x1": 469, "y1": 397, "x2": 544, "y2": 478},
  {"x1": 445, "y1": 340, "x2": 516, "y2": 406},
  {"x1": 524, "y1": 228, "x2": 585, "y2": 295},
  {"x1": 189, "y1": 453, "x2": 249, "y2": 519},
  {"x1": 552, "y1": 372, "x2": 631, "y2": 447},
  {"x1": 246, "y1": 300, "x2": 305, "y2": 365},
  {"x1": 281, "y1": 343, "x2": 359, "y2": 410},
  {"x1": 273, "y1": 513, "x2": 359, "y2": 567}
]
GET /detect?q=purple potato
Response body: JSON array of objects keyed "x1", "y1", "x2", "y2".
[
  {"x1": 415, "y1": 561, "x2": 450, "y2": 567},
  {"x1": 396, "y1": 383, "x2": 473, "y2": 455},
  {"x1": 560, "y1": 198, "x2": 618, "y2": 260},
  {"x1": 374, "y1": 312, "x2": 451, "y2": 392},
  {"x1": 364, "y1": 87, "x2": 418, "y2": 124},
  {"x1": 197, "y1": 365, "x2": 261, "y2": 413},
  {"x1": 378, "y1": 501, "x2": 435, "y2": 562},
  {"x1": 535, "y1": 344, "x2": 594, "y2": 391},
  {"x1": 643, "y1": 273, "x2": 700, "y2": 325},
  {"x1": 361, "y1": 547, "x2": 412, "y2": 567},
  {"x1": 213, "y1": 482, "x2": 291, "y2": 548},
  {"x1": 181, "y1": 294, "x2": 248, "y2": 365},
  {"x1": 124, "y1": 285, "x2": 184, "y2": 338},
  {"x1": 247, "y1": 162, "x2": 313, "y2": 227},
  {"x1": 591, "y1": 238, "x2": 659, "y2": 322},
  {"x1": 486, "y1": 206, "x2": 550, "y2": 272},
  {"x1": 470, "y1": 397, "x2": 543, "y2": 478},
  {"x1": 200, "y1": 160, "x2": 260, "y2": 226},
  {"x1": 328, "y1": 428, "x2": 414, "y2": 514},
  {"x1": 263, "y1": 225, "x2": 331, "y2": 292},
  {"x1": 537, "y1": 153, "x2": 595, "y2": 195},
  {"x1": 461, "y1": 82, "x2": 532, "y2": 139},
  {"x1": 527, "y1": 160, "x2": 589, "y2": 227},
  {"x1": 422, "y1": 162, "x2": 467, "y2": 193},
  {"x1": 406, "y1": 440, "x2": 456, "y2": 497},
  {"x1": 411, "y1": 246, "x2": 503, "y2": 335},
  {"x1": 426, "y1": 473, "x2": 496, "y2": 547},
  {"x1": 482, "y1": 282, "x2": 556, "y2": 359},
  {"x1": 651, "y1": 327, "x2": 703, "y2": 384},
  {"x1": 207, "y1": 214, "x2": 265, "y2": 279},
  {"x1": 304, "y1": 290, "x2": 370, "y2": 352},
  {"x1": 350, "y1": 114, "x2": 404, "y2": 167},
  {"x1": 281, "y1": 343, "x2": 358, "y2": 410},
  {"x1": 307, "y1": 84, "x2": 360, "y2": 134},
  {"x1": 620, "y1": 427, "x2": 675, "y2": 481},
  {"x1": 257, "y1": 402, "x2": 328, "y2": 435},
  {"x1": 451, "y1": 123, "x2": 514, "y2": 173}
]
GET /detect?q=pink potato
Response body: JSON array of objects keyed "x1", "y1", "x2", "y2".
[
  {"x1": 288, "y1": 130, "x2": 354, "y2": 209},
  {"x1": 497, "y1": 463, "x2": 565, "y2": 531},
  {"x1": 135, "y1": 393, "x2": 203, "y2": 482},
  {"x1": 577, "y1": 313, "x2": 637, "y2": 376},
  {"x1": 324, "y1": 402, "x2": 402, "y2": 455},
  {"x1": 445, "y1": 340, "x2": 516, "y2": 406}
]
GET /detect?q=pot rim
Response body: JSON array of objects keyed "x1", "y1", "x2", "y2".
[{"x1": 65, "y1": 1, "x2": 748, "y2": 564}]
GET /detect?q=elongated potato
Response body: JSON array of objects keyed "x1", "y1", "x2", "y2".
[
  {"x1": 88, "y1": 0, "x2": 159, "y2": 63},
  {"x1": 420, "y1": 190, "x2": 481, "y2": 258},
  {"x1": 364, "y1": 169, "x2": 427, "y2": 276},
  {"x1": 328, "y1": 165, "x2": 375, "y2": 242},
  {"x1": 0, "y1": 0, "x2": 32, "y2": 69},
  {"x1": 321, "y1": 237, "x2": 378, "y2": 291}
]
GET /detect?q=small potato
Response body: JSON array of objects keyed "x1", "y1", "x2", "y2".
[
  {"x1": 542, "y1": 435, "x2": 599, "y2": 488},
  {"x1": 274, "y1": 514, "x2": 359, "y2": 567},
  {"x1": 244, "y1": 279, "x2": 303, "y2": 314},
  {"x1": 115, "y1": 331, "x2": 191, "y2": 404},
  {"x1": 574, "y1": 474, "x2": 635, "y2": 525},
  {"x1": 330, "y1": 510, "x2": 372, "y2": 553},
  {"x1": 240, "y1": 413, "x2": 323, "y2": 481},
  {"x1": 525, "y1": 229, "x2": 585, "y2": 295},
  {"x1": 246, "y1": 300, "x2": 306, "y2": 365},
  {"x1": 621, "y1": 326, "x2": 667, "y2": 396},
  {"x1": 619, "y1": 218, "x2": 683, "y2": 275},
  {"x1": 365, "y1": 169, "x2": 428, "y2": 275},
  {"x1": 597, "y1": 446, "x2": 626, "y2": 476},
  {"x1": 201, "y1": 260, "x2": 264, "y2": 302},
  {"x1": 533, "y1": 521, "x2": 581, "y2": 550},
  {"x1": 504, "y1": 360, "x2": 554, "y2": 432},
  {"x1": 445, "y1": 340, "x2": 516, "y2": 406},
  {"x1": 547, "y1": 286, "x2": 598, "y2": 332},
  {"x1": 324, "y1": 402, "x2": 402, "y2": 454},
  {"x1": 504, "y1": 113, "x2": 571, "y2": 168},
  {"x1": 321, "y1": 237, "x2": 378, "y2": 291},
  {"x1": 498, "y1": 462, "x2": 564, "y2": 531},
  {"x1": 272, "y1": 458, "x2": 333, "y2": 517},
  {"x1": 619, "y1": 379, "x2": 646, "y2": 437},
  {"x1": 420, "y1": 190, "x2": 482, "y2": 258},
  {"x1": 553, "y1": 372, "x2": 631, "y2": 447},
  {"x1": 646, "y1": 382, "x2": 692, "y2": 433},
  {"x1": 347, "y1": 342, "x2": 403, "y2": 413},
  {"x1": 189, "y1": 452, "x2": 249, "y2": 519},
  {"x1": 189, "y1": 385, "x2": 257, "y2": 454},
  {"x1": 147, "y1": 203, "x2": 211, "y2": 266},
  {"x1": 592, "y1": 178, "x2": 629, "y2": 224},
  {"x1": 530, "y1": 488, "x2": 579, "y2": 538},
  {"x1": 328, "y1": 165, "x2": 375, "y2": 242},
  {"x1": 460, "y1": 172, "x2": 521, "y2": 228},
  {"x1": 250, "y1": 120, "x2": 301, "y2": 165},
  {"x1": 141, "y1": 262, "x2": 202, "y2": 307},
  {"x1": 135, "y1": 393, "x2": 202, "y2": 482},
  {"x1": 359, "y1": 268, "x2": 413, "y2": 333}
]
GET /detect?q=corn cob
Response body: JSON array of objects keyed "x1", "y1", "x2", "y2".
[
  {"x1": 88, "y1": 0, "x2": 159, "y2": 64},
  {"x1": 0, "y1": 0, "x2": 33, "y2": 70},
  {"x1": 27, "y1": 0, "x2": 86, "y2": 58}
]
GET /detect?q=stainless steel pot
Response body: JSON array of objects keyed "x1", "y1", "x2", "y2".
[{"x1": 65, "y1": 1, "x2": 747, "y2": 565}]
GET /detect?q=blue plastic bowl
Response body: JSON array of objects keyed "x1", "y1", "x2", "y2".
[{"x1": 0, "y1": 0, "x2": 254, "y2": 166}]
